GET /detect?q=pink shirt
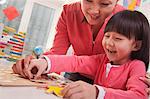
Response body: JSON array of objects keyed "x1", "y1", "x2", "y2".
[
  {"x1": 46, "y1": 54, "x2": 148, "y2": 99},
  {"x1": 44, "y1": 2, "x2": 125, "y2": 55}
]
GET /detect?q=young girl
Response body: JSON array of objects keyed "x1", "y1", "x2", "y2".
[{"x1": 19, "y1": 10, "x2": 149, "y2": 99}]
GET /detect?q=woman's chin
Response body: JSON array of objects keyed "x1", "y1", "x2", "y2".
[
  {"x1": 88, "y1": 21, "x2": 99, "y2": 25},
  {"x1": 87, "y1": 19, "x2": 101, "y2": 25}
]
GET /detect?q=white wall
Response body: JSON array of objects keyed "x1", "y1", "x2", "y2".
[
  {"x1": 66, "y1": 0, "x2": 80, "y2": 3},
  {"x1": 138, "y1": 2, "x2": 150, "y2": 24}
]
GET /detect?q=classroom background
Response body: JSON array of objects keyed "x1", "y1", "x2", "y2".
[{"x1": 0, "y1": 0, "x2": 150, "y2": 69}]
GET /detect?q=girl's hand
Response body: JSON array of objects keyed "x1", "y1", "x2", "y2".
[
  {"x1": 12, "y1": 55, "x2": 34, "y2": 78},
  {"x1": 24, "y1": 58, "x2": 48, "y2": 79},
  {"x1": 62, "y1": 81, "x2": 97, "y2": 99}
]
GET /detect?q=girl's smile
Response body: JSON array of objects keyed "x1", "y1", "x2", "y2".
[{"x1": 102, "y1": 32, "x2": 138, "y2": 65}]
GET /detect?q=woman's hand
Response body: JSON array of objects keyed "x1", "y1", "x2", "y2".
[{"x1": 62, "y1": 81, "x2": 97, "y2": 99}]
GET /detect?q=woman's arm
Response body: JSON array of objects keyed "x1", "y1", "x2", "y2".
[{"x1": 44, "y1": 5, "x2": 71, "y2": 55}]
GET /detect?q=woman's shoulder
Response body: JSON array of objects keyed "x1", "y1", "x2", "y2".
[
  {"x1": 63, "y1": 2, "x2": 81, "y2": 14},
  {"x1": 63, "y1": 2, "x2": 81, "y2": 12},
  {"x1": 113, "y1": 4, "x2": 126, "y2": 13}
]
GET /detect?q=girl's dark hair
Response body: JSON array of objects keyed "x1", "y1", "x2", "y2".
[{"x1": 104, "y1": 10, "x2": 149, "y2": 70}]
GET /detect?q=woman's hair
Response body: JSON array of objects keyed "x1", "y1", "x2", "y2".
[{"x1": 104, "y1": 10, "x2": 149, "y2": 70}]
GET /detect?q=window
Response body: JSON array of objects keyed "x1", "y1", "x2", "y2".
[
  {"x1": 0, "y1": 0, "x2": 65, "y2": 61},
  {"x1": 19, "y1": 0, "x2": 65, "y2": 55}
]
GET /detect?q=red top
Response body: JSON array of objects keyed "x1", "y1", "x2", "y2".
[
  {"x1": 44, "y1": 2, "x2": 125, "y2": 55},
  {"x1": 47, "y1": 54, "x2": 147, "y2": 99}
]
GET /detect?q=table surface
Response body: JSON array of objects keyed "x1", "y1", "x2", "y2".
[
  {"x1": 0, "y1": 59, "x2": 150, "y2": 99},
  {"x1": 0, "y1": 59, "x2": 60, "y2": 99},
  {"x1": 0, "y1": 87, "x2": 61, "y2": 99}
]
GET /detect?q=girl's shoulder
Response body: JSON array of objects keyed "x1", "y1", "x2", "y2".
[
  {"x1": 129, "y1": 59, "x2": 145, "y2": 66},
  {"x1": 126, "y1": 59, "x2": 146, "y2": 71}
]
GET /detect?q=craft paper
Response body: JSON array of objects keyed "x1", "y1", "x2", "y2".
[{"x1": 3, "y1": 6, "x2": 20, "y2": 21}]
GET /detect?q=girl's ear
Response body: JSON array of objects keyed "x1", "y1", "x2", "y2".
[{"x1": 132, "y1": 40, "x2": 142, "y2": 51}]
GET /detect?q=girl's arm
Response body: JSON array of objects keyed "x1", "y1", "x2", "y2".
[{"x1": 46, "y1": 54, "x2": 104, "y2": 78}]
